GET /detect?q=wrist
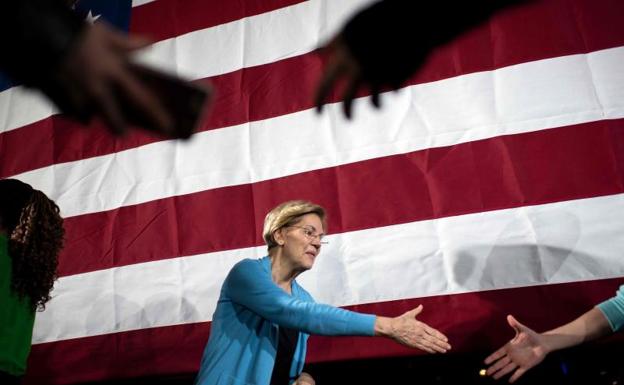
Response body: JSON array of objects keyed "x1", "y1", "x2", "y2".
[
  {"x1": 541, "y1": 331, "x2": 571, "y2": 355},
  {"x1": 539, "y1": 333, "x2": 555, "y2": 355},
  {"x1": 374, "y1": 316, "x2": 394, "y2": 338}
]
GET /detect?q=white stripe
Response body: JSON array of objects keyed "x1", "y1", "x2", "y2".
[
  {"x1": 16, "y1": 46, "x2": 624, "y2": 218},
  {"x1": 0, "y1": 0, "x2": 374, "y2": 134},
  {"x1": 0, "y1": 87, "x2": 55, "y2": 135},
  {"x1": 134, "y1": 0, "x2": 374, "y2": 78},
  {"x1": 132, "y1": 0, "x2": 157, "y2": 6},
  {"x1": 33, "y1": 193, "x2": 624, "y2": 344}
]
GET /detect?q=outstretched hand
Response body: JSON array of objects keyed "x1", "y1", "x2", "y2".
[
  {"x1": 377, "y1": 304, "x2": 451, "y2": 353},
  {"x1": 313, "y1": 1, "x2": 429, "y2": 120},
  {"x1": 57, "y1": 21, "x2": 173, "y2": 136},
  {"x1": 314, "y1": 36, "x2": 378, "y2": 120},
  {"x1": 485, "y1": 315, "x2": 549, "y2": 383}
]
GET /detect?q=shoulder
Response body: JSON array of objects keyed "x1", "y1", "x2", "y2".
[
  {"x1": 225, "y1": 257, "x2": 269, "y2": 286},
  {"x1": 228, "y1": 258, "x2": 263, "y2": 278},
  {"x1": 231, "y1": 258, "x2": 260, "y2": 271}
]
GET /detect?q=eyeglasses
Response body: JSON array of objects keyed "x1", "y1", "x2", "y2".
[{"x1": 288, "y1": 225, "x2": 328, "y2": 244}]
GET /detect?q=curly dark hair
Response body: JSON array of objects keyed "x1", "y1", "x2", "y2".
[{"x1": 0, "y1": 179, "x2": 64, "y2": 311}]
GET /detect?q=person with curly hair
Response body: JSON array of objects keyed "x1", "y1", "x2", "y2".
[{"x1": 0, "y1": 179, "x2": 64, "y2": 385}]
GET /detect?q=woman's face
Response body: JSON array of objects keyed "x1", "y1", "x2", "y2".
[{"x1": 278, "y1": 213, "x2": 325, "y2": 271}]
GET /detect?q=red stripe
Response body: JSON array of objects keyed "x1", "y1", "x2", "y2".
[
  {"x1": 309, "y1": 278, "x2": 624, "y2": 363},
  {"x1": 25, "y1": 278, "x2": 624, "y2": 384},
  {"x1": 2, "y1": 0, "x2": 624, "y2": 179},
  {"x1": 27, "y1": 323, "x2": 209, "y2": 385},
  {"x1": 57, "y1": 119, "x2": 624, "y2": 276},
  {"x1": 129, "y1": 0, "x2": 307, "y2": 43}
]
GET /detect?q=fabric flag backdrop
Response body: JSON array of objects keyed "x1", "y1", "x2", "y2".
[{"x1": 0, "y1": 0, "x2": 623, "y2": 383}]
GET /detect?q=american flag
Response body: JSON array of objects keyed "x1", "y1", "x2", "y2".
[{"x1": 2, "y1": 0, "x2": 623, "y2": 383}]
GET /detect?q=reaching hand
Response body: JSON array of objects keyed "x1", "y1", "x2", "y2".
[
  {"x1": 57, "y1": 21, "x2": 173, "y2": 136},
  {"x1": 381, "y1": 304, "x2": 451, "y2": 353},
  {"x1": 313, "y1": 1, "x2": 517, "y2": 120},
  {"x1": 313, "y1": 1, "x2": 429, "y2": 120},
  {"x1": 484, "y1": 315, "x2": 549, "y2": 383},
  {"x1": 314, "y1": 36, "x2": 376, "y2": 120}
]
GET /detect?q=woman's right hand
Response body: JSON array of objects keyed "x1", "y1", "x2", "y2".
[
  {"x1": 484, "y1": 315, "x2": 549, "y2": 383},
  {"x1": 375, "y1": 304, "x2": 451, "y2": 353}
]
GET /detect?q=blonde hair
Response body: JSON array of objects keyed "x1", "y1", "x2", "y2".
[{"x1": 263, "y1": 200, "x2": 326, "y2": 250}]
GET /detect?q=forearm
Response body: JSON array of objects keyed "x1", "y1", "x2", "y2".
[
  {"x1": 341, "y1": 0, "x2": 531, "y2": 85},
  {"x1": 541, "y1": 307, "x2": 612, "y2": 353},
  {"x1": 227, "y1": 261, "x2": 376, "y2": 336},
  {"x1": 271, "y1": 298, "x2": 376, "y2": 336}
]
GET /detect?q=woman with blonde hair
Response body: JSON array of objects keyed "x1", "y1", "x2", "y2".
[
  {"x1": 0, "y1": 179, "x2": 64, "y2": 384},
  {"x1": 196, "y1": 200, "x2": 450, "y2": 385}
]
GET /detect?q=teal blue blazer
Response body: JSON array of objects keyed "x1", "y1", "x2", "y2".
[
  {"x1": 195, "y1": 256, "x2": 376, "y2": 385},
  {"x1": 598, "y1": 284, "x2": 624, "y2": 332}
]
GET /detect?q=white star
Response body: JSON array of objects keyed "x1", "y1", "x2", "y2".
[{"x1": 85, "y1": 10, "x2": 102, "y2": 24}]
